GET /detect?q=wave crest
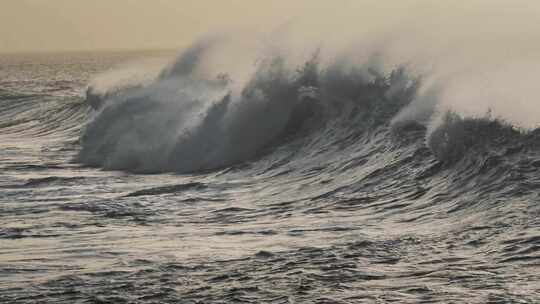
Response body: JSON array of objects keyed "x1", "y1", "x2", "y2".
[
  {"x1": 427, "y1": 112, "x2": 540, "y2": 164},
  {"x1": 78, "y1": 42, "x2": 418, "y2": 173}
]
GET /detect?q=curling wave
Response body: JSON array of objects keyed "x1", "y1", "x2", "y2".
[
  {"x1": 77, "y1": 42, "x2": 416, "y2": 173},
  {"x1": 78, "y1": 40, "x2": 540, "y2": 176}
]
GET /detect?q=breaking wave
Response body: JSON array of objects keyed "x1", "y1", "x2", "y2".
[
  {"x1": 76, "y1": 39, "x2": 540, "y2": 176},
  {"x1": 77, "y1": 41, "x2": 415, "y2": 173}
]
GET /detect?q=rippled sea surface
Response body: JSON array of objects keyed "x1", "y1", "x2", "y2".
[{"x1": 1, "y1": 52, "x2": 539, "y2": 303}]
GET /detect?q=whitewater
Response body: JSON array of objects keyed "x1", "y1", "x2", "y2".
[{"x1": 2, "y1": 27, "x2": 540, "y2": 303}]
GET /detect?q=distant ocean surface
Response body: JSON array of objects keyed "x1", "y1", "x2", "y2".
[{"x1": 1, "y1": 48, "x2": 539, "y2": 303}]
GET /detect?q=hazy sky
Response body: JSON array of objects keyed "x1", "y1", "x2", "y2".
[
  {"x1": 1, "y1": 0, "x2": 540, "y2": 53},
  {"x1": 0, "y1": 0, "x2": 344, "y2": 53}
]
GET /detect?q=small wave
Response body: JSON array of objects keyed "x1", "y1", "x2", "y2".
[
  {"x1": 60, "y1": 200, "x2": 156, "y2": 221},
  {"x1": 0, "y1": 227, "x2": 60, "y2": 240},
  {"x1": 124, "y1": 182, "x2": 207, "y2": 197},
  {"x1": 0, "y1": 88, "x2": 42, "y2": 101},
  {"x1": 2, "y1": 164, "x2": 64, "y2": 171},
  {"x1": 23, "y1": 176, "x2": 84, "y2": 187},
  {"x1": 427, "y1": 112, "x2": 540, "y2": 163},
  {"x1": 0, "y1": 91, "x2": 89, "y2": 138}
]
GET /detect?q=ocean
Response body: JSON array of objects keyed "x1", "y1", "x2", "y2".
[{"x1": 1, "y1": 46, "x2": 539, "y2": 303}]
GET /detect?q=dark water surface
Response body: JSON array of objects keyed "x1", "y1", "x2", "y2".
[{"x1": 1, "y1": 51, "x2": 539, "y2": 303}]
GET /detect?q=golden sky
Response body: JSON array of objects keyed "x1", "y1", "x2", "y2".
[
  {"x1": 0, "y1": 0, "x2": 338, "y2": 53},
  {"x1": 1, "y1": 0, "x2": 539, "y2": 53}
]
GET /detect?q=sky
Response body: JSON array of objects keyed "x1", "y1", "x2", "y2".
[
  {"x1": 4, "y1": 0, "x2": 539, "y2": 53},
  {"x1": 0, "y1": 0, "x2": 345, "y2": 53}
]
